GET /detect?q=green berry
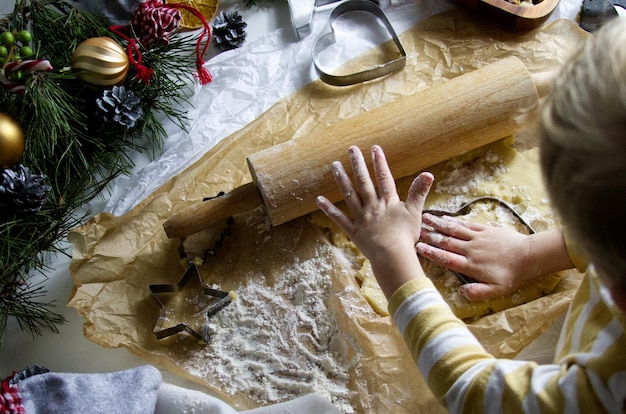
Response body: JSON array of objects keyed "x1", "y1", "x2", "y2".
[
  {"x1": 0, "y1": 31, "x2": 14, "y2": 46},
  {"x1": 16, "y1": 30, "x2": 31, "y2": 44},
  {"x1": 9, "y1": 70, "x2": 22, "y2": 82},
  {"x1": 0, "y1": 46, "x2": 7, "y2": 57},
  {"x1": 19, "y1": 45, "x2": 32, "y2": 58}
]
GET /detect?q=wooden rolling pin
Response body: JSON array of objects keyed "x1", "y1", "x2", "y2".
[{"x1": 164, "y1": 56, "x2": 540, "y2": 238}]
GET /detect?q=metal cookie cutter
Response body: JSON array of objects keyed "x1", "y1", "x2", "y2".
[
  {"x1": 312, "y1": 0, "x2": 406, "y2": 86},
  {"x1": 424, "y1": 196, "x2": 536, "y2": 234},
  {"x1": 149, "y1": 264, "x2": 233, "y2": 341}
]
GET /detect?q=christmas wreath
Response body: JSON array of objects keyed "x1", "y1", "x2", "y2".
[{"x1": 0, "y1": 0, "x2": 215, "y2": 344}]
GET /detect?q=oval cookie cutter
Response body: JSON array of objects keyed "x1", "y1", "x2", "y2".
[{"x1": 312, "y1": 0, "x2": 406, "y2": 86}]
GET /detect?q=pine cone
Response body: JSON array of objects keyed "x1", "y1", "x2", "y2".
[
  {"x1": 96, "y1": 85, "x2": 143, "y2": 129},
  {"x1": 9, "y1": 365, "x2": 50, "y2": 385},
  {"x1": 212, "y1": 11, "x2": 248, "y2": 51},
  {"x1": 0, "y1": 165, "x2": 51, "y2": 216}
]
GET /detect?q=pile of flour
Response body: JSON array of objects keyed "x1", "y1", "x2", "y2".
[{"x1": 180, "y1": 243, "x2": 358, "y2": 412}]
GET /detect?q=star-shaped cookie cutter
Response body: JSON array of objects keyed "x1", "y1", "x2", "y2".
[{"x1": 149, "y1": 264, "x2": 233, "y2": 341}]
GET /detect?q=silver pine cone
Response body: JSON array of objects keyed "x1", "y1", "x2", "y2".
[
  {"x1": 212, "y1": 11, "x2": 248, "y2": 51},
  {"x1": 0, "y1": 164, "x2": 51, "y2": 216},
  {"x1": 96, "y1": 85, "x2": 144, "y2": 129}
]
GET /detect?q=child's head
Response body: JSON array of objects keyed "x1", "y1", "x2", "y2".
[{"x1": 539, "y1": 18, "x2": 626, "y2": 298}]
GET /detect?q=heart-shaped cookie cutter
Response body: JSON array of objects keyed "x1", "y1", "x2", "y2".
[{"x1": 312, "y1": 0, "x2": 406, "y2": 86}]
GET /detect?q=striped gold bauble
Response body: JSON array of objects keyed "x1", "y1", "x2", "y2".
[
  {"x1": 0, "y1": 113, "x2": 25, "y2": 169},
  {"x1": 71, "y1": 37, "x2": 129, "y2": 86}
]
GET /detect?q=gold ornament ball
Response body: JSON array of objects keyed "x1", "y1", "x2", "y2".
[
  {"x1": 0, "y1": 113, "x2": 25, "y2": 169},
  {"x1": 71, "y1": 37, "x2": 130, "y2": 86}
]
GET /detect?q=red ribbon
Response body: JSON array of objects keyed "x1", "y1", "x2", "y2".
[
  {"x1": 163, "y1": 3, "x2": 213, "y2": 85},
  {"x1": 109, "y1": 24, "x2": 155, "y2": 84},
  {"x1": 1, "y1": 375, "x2": 25, "y2": 413},
  {"x1": 110, "y1": 1, "x2": 212, "y2": 85}
]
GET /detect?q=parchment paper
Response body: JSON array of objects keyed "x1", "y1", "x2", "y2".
[{"x1": 69, "y1": 9, "x2": 587, "y2": 413}]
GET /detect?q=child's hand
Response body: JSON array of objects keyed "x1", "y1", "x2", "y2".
[
  {"x1": 316, "y1": 145, "x2": 433, "y2": 299},
  {"x1": 416, "y1": 216, "x2": 573, "y2": 301},
  {"x1": 417, "y1": 215, "x2": 533, "y2": 300}
]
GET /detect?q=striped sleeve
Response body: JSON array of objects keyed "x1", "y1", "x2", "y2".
[
  {"x1": 389, "y1": 278, "x2": 506, "y2": 409},
  {"x1": 388, "y1": 275, "x2": 626, "y2": 413},
  {"x1": 563, "y1": 227, "x2": 590, "y2": 273}
]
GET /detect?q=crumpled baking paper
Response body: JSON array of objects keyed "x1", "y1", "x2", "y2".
[
  {"x1": 69, "y1": 8, "x2": 587, "y2": 413},
  {"x1": 101, "y1": 0, "x2": 580, "y2": 217}
]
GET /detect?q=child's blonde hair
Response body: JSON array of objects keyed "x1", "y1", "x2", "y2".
[{"x1": 540, "y1": 18, "x2": 626, "y2": 285}]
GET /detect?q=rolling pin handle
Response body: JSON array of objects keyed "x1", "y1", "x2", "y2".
[{"x1": 163, "y1": 182, "x2": 263, "y2": 239}]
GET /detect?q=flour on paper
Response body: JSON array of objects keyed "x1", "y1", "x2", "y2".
[{"x1": 168, "y1": 211, "x2": 361, "y2": 412}]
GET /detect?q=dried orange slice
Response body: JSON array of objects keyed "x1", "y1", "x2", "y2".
[{"x1": 166, "y1": 0, "x2": 219, "y2": 30}]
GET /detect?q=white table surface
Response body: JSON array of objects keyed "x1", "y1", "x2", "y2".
[{"x1": 0, "y1": 0, "x2": 586, "y2": 391}]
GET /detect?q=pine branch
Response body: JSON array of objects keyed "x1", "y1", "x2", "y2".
[
  {"x1": 0, "y1": 0, "x2": 201, "y2": 342},
  {"x1": 29, "y1": 0, "x2": 112, "y2": 66},
  {"x1": 0, "y1": 278, "x2": 67, "y2": 348}
]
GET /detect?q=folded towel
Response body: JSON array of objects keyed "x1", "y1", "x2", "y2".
[{"x1": 5, "y1": 365, "x2": 161, "y2": 414}]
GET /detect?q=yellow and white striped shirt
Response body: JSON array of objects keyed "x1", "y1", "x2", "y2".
[{"x1": 389, "y1": 266, "x2": 626, "y2": 413}]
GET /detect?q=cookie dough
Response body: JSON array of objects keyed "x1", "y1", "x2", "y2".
[{"x1": 312, "y1": 138, "x2": 564, "y2": 320}]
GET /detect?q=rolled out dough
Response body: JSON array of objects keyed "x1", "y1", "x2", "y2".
[{"x1": 312, "y1": 138, "x2": 564, "y2": 320}]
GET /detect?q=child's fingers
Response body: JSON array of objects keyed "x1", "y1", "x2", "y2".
[
  {"x1": 371, "y1": 145, "x2": 398, "y2": 201},
  {"x1": 419, "y1": 227, "x2": 466, "y2": 255},
  {"x1": 316, "y1": 195, "x2": 354, "y2": 237},
  {"x1": 331, "y1": 160, "x2": 363, "y2": 214},
  {"x1": 415, "y1": 241, "x2": 469, "y2": 272},
  {"x1": 422, "y1": 213, "x2": 477, "y2": 241},
  {"x1": 348, "y1": 146, "x2": 377, "y2": 204},
  {"x1": 437, "y1": 215, "x2": 487, "y2": 232},
  {"x1": 406, "y1": 172, "x2": 434, "y2": 213}
]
